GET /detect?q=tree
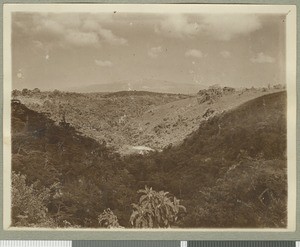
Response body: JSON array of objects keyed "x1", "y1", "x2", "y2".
[
  {"x1": 12, "y1": 89, "x2": 21, "y2": 98},
  {"x1": 21, "y1": 88, "x2": 30, "y2": 96},
  {"x1": 52, "y1": 89, "x2": 61, "y2": 97},
  {"x1": 130, "y1": 186, "x2": 186, "y2": 228},
  {"x1": 32, "y1": 88, "x2": 41, "y2": 94}
]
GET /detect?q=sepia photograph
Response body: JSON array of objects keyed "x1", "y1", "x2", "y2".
[{"x1": 2, "y1": 4, "x2": 297, "y2": 232}]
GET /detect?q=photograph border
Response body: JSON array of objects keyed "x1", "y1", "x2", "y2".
[{"x1": 1, "y1": 0, "x2": 298, "y2": 240}]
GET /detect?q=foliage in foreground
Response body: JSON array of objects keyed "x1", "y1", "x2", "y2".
[
  {"x1": 12, "y1": 172, "x2": 57, "y2": 227},
  {"x1": 183, "y1": 159, "x2": 287, "y2": 228},
  {"x1": 98, "y1": 208, "x2": 122, "y2": 228},
  {"x1": 97, "y1": 186, "x2": 186, "y2": 228},
  {"x1": 130, "y1": 186, "x2": 186, "y2": 228}
]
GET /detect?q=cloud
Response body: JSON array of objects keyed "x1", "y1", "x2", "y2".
[
  {"x1": 14, "y1": 13, "x2": 127, "y2": 48},
  {"x1": 95, "y1": 59, "x2": 113, "y2": 67},
  {"x1": 250, "y1": 52, "x2": 275, "y2": 63},
  {"x1": 33, "y1": 18, "x2": 65, "y2": 35},
  {"x1": 65, "y1": 30, "x2": 100, "y2": 47},
  {"x1": 202, "y1": 15, "x2": 262, "y2": 41},
  {"x1": 82, "y1": 18, "x2": 127, "y2": 45},
  {"x1": 220, "y1": 50, "x2": 231, "y2": 58},
  {"x1": 157, "y1": 14, "x2": 262, "y2": 41},
  {"x1": 97, "y1": 28, "x2": 127, "y2": 45},
  {"x1": 156, "y1": 15, "x2": 201, "y2": 38},
  {"x1": 148, "y1": 46, "x2": 163, "y2": 58},
  {"x1": 185, "y1": 49, "x2": 204, "y2": 58}
]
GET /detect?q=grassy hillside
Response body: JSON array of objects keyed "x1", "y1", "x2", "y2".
[
  {"x1": 123, "y1": 88, "x2": 282, "y2": 152},
  {"x1": 11, "y1": 91, "x2": 287, "y2": 228},
  {"x1": 125, "y1": 91, "x2": 287, "y2": 227}
]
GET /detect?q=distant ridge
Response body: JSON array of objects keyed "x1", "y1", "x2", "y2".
[{"x1": 66, "y1": 79, "x2": 206, "y2": 94}]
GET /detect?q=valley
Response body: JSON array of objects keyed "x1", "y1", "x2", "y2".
[
  {"x1": 13, "y1": 87, "x2": 283, "y2": 155},
  {"x1": 11, "y1": 89, "x2": 287, "y2": 228}
]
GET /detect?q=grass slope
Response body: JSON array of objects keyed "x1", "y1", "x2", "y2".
[{"x1": 124, "y1": 88, "x2": 283, "y2": 152}]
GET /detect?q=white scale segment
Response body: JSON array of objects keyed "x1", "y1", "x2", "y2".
[{"x1": 0, "y1": 241, "x2": 72, "y2": 247}]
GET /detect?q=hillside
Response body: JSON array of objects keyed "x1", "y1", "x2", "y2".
[
  {"x1": 121, "y1": 88, "x2": 282, "y2": 153},
  {"x1": 13, "y1": 88, "x2": 283, "y2": 154},
  {"x1": 124, "y1": 91, "x2": 287, "y2": 227},
  {"x1": 11, "y1": 91, "x2": 287, "y2": 228},
  {"x1": 11, "y1": 101, "x2": 139, "y2": 227}
]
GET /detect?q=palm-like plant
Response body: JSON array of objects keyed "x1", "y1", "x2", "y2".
[
  {"x1": 130, "y1": 186, "x2": 186, "y2": 228},
  {"x1": 130, "y1": 203, "x2": 154, "y2": 228}
]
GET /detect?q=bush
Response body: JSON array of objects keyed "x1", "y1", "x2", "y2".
[
  {"x1": 98, "y1": 208, "x2": 122, "y2": 228},
  {"x1": 130, "y1": 186, "x2": 186, "y2": 228}
]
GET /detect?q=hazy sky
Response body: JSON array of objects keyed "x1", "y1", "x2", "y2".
[{"x1": 12, "y1": 12, "x2": 286, "y2": 90}]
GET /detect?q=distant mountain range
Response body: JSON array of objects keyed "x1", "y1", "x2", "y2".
[{"x1": 66, "y1": 79, "x2": 206, "y2": 94}]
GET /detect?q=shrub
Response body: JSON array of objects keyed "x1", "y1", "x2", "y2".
[
  {"x1": 12, "y1": 171, "x2": 57, "y2": 227},
  {"x1": 98, "y1": 208, "x2": 122, "y2": 228},
  {"x1": 130, "y1": 186, "x2": 186, "y2": 228}
]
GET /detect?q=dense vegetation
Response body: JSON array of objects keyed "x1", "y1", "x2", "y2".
[
  {"x1": 12, "y1": 89, "x2": 192, "y2": 152},
  {"x1": 12, "y1": 101, "x2": 136, "y2": 227},
  {"x1": 11, "y1": 91, "x2": 287, "y2": 228}
]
